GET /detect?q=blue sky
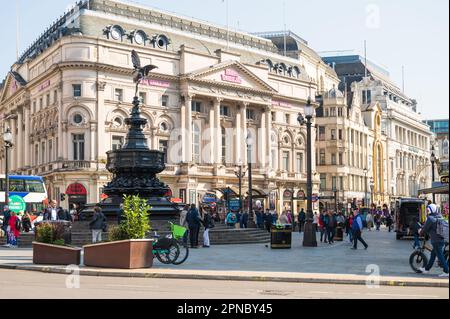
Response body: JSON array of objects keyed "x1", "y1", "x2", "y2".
[{"x1": 0, "y1": 0, "x2": 448, "y2": 119}]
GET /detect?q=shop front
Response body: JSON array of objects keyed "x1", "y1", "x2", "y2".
[{"x1": 66, "y1": 183, "x2": 88, "y2": 211}]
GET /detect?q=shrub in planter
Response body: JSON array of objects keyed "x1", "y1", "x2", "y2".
[
  {"x1": 33, "y1": 222, "x2": 81, "y2": 265},
  {"x1": 83, "y1": 195, "x2": 154, "y2": 269}
]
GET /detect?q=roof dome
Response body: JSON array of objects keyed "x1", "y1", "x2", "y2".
[{"x1": 324, "y1": 85, "x2": 344, "y2": 99}]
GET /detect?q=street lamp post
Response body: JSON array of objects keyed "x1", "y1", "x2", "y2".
[
  {"x1": 234, "y1": 162, "x2": 247, "y2": 214},
  {"x1": 363, "y1": 168, "x2": 368, "y2": 207},
  {"x1": 298, "y1": 98, "x2": 318, "y2": 247},
  {"x1": 430, "y1": 147, "x2": 436, "y2": 204},
  {"x1": 369, "y1": 178, "x2": 375, "y2": 208},
  {"x1": 246, "y1": 133, "x2": 253, "y2": 218},
  {"x1": 3, "y1": 128, "x2": 13, "y2": 207}
]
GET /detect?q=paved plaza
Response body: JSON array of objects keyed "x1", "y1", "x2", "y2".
[{"x1": 0, "y1": 227, "x2": 447, "y2": 280}]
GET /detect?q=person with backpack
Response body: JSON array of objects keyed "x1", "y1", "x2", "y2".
[
  {"x1": 226, "y1": 211, "x2": 237, "y2": 228},
  {"x1": 419, "y1": 204, "x2": 448, "y2": 277},
  {"x1": 7, "y1": 211, "x2": 21, "y2": 249},
  {"x1": 351, "y1": 208, "x2": 369, "y2": 250},
  {"x1": 186, "y1": 204, "x2": 202, "y2": 248},
  {"x1": 89, "y1": 206, "x2": 106, "y2": 243}
]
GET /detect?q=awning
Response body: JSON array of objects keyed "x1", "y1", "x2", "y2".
[{"x1": 418, "y1": 184, "x2": 449, "y2": 195}]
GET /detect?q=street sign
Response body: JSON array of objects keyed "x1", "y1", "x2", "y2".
[
  {"x1": 8, "y1": 195, "x2": 26, "y2": 213},
  {"x1": 229, "y1": 199, "x2": 241, "y2": 211},
  {"x1": 312, "y1": 194, "x2": 319, "y2": 202}
]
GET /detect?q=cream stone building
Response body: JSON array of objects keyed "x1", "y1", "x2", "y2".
[
  {"x1": 0, "y1": 0, "x2": 339, "y2": 213},
  {"x1": 322, "y1": 55, "x2": 433, "y2": 205}
]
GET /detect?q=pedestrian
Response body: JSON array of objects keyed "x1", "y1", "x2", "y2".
[
  {"x1": 240, "y1": 210, "x2": 249, "y2": 229},
  {"x1": 180, "y1": 205, "x2": 189, "y2": 228},
  {"x1": 1, "y1": 206, "x2": 11, "y2": 247},
  {"x1": 298, "y1": 209, "x2": 306, "y2": 233},
  {"x1": 255, "y1": 209, "x2": 263, "y2": 229},
  {"x1": 351, "y1": 208, "x2": 369, "y2": 250},
  {"x1": 313, "y1": 212, "x2": 319, "y2": 232},
  {"x1": 89, "y1": 206, "x2": 106, "y2": 243},
  {"x1": 186, "y1": 204, "x2": 202, "y2": 248},
  {"x1": 270, "y1": 210, "x2": 278, "y2": 225},
  {"x1": 386, "y1": 210, "x2": 394, "y2": 232},
  {"x1": 226, "y1": 211, "x2": 237, "y2": 228},
  {"x1": 279, "y1": 211, "x2": 289, "y2": 225},
  {"x1": 366, "y1": 211, "x2": 374, "y2": 231},
  {"x1": 411, "y1": 216, "x2": 422, "y2": 249},
  {"x1": 22, "y1": 212, "x2": 32, "y2": 233},
  {"x1": 202, "y1": 210, "x2": 214, "y2": 248},
  {"x1": 346, "y1": 214, "x2": 354, "y2": 243},
  {"x1": 264, "y1": 209, "x2": 272, "y2": 233},
  {"x1": 7, "y1": 212, "x2": 21, "y2": 249},
  {"x1": 374, "y1": 212, "x2": 382, "y2": 231},
  {"x1": 44, "y1": 200, "x2": 59, "y2": 221},
  {"x1": 235, "y1": 211, "x2": 242, "y2": 229},
  {"x1": 319, "y1": 212, "x2": 327, "y2": 243},
  {"x1": 419, "y1": 204, "x2": 449, "y2": 277},
  {"x1": 325, "y1": 211, "x2": 337, "y2": 244},
  {"x1": 69, "y1": 204, "x2": 78, "y2": 222}
]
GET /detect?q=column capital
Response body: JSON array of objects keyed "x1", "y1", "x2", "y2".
[
  {"x1": 97, "y1": 81, "x2": 107, "y2": 91},
  {"x1": 181, "y1": 93, "x2": 195, "y2": 102}
]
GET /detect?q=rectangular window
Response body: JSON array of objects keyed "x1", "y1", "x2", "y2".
[
  {"x1": 159, "y1": 140, "x2": 168, "y2": 164},
  {"x1": 319, "y1": 149, "x2": 326, "y2": 165},
  {"x1": 41, "y1": 142, "x2": 46, "y2": 164},
  {"x1": 115, "y1": 88, "x2": 123, "y2": 102},
  {"x1": 39, "y1": 98, "x2": 43, "y2": 110},
  {"x1": 332, "y1": 177, "x2": 337, "y2": 191},
  {"x1": 246, "y1": 109, "x2": 255, "y2": 120},
  {"x1": 362, "y1": 90, "x2": 372, "y2": 104},
  {"x1": 73, "y1": 84, "x2": 82, "y2": 97},
  {"x1": 285, "y1": 114, "x2": 290, "y2": 124},
  {"x1": 48, "y1": 140, "x2": 53, "y2": 162},
  {"x1": 46, "y1": 94, "x2": 50, "y2": 107},
  {"x1": 339, "y1": 177, "x2": 344, "y2": 191},
  {"x1": 191, "y1": 101, "x2": 202, "y2": 113},
  {"x1": 296, "y1": 153, "x2": 304, "y2": 173},
  {"x1": 139, "y1": 92, "x2": 146, "y2": 105},
  {"x1": 34, "y1": 144, "x2": 39, "y2": 166},
  {"x1": 112, "y1": 136, "x2": 124, "y2": 151},
  {"x1": 331, "y1": 153, "x2": 337, "y2": 165},
  {"x1": 338, "y1": 129, "x2": 343, "y2": 140},
  {"x1": 318, "y1": 126, "x2": 326, "y2": 141},
  {"x1": 72, "y1": 134, "x2": 85, "y2": 161},
  {"x1": 162, "y1": 95, "x2": 169, "y2": 107},
  {"x1": 330, "y1": 108, "x2": 336, "y2": 117},
  {"x1": 220, "y1": 105, "x2": 230, "y2": 117},
  {"x1": 338, "y1": 108, "x2": 343, "y2": 117},
  {"x1": 339, "y1": 153, "x2": 343, "y2": 165},
  {"x1": 33, "y1": 101, "x2": 36, "y2": 114},
  {"x1": 331, "y1": 129, "x2": 336, "y2": 140},
  {"x1": 54, "y1": 90, "x2": 58, "y2": 104},
  {"x1": 271, "y1": 149, "x2": 277, "y2": 170},
  {"x1": 320, "y1": 174, "x2": 327, "y2": 190},
  {"x1": 271, "y1": 112, "x2": 276, "y2": 122}
]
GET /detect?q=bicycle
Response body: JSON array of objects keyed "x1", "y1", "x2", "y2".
[
  {"x1": 150, "y1": 228, "x2": 180, "y2": 265},
  {"x1": 409, "y1": 239, "x2": 449, "y2": 273},
  {"x1": 169, "y1": 222, "x2": 189, "y2": 265}
]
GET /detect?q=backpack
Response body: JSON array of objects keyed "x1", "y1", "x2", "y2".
[
  {"x1": 436, "y1": 218, "x2": 449, "y2": 243},
  {"x1": 15, "y1": 218, "x2": 22, "y2": 232}
]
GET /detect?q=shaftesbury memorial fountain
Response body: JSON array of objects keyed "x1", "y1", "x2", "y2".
[{"x1": 93, "y1": 50, "x2": 180, "y2": 226}]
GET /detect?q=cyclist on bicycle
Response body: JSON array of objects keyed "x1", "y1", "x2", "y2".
[{"x1": 418, "y1": 204, "x2": 449, "y2": 277}]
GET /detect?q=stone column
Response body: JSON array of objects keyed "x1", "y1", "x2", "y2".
[
  {"x1": 259, "y1": 107, "x2": 266, "y2": 170},
  {"x1": 209, "y1": 101, "x2": 215, "y2": 165},
  {"x1": 265, "y1": 106, "x2": 272, "y2": 170},
  {"x1": 62, "y1": 122, "x2": 69, "y2": 160},
  {"x1": 240, "y1": 103, "x2": 248, "y2": 164},
  {"x1": 235, "y1": 104, "x2": 242, "y2": 163},
  {"x1": 185, "y1": 94, "x2": 193, "y2": 163},
  {"x1": 180, "y1": 101, "x2": 186, "y2": 163},
  {"x1": 17, "y1": 107, "x2": 23, "y2": 169},
  {"x1": 90, "y1": 123, "x2": 97, "y2": 162},
  {"x1": 97, "y1": 81, "x2": 107, "y2": 161},
  {"x1": 10, "y1": 117, "x2": 17, "y2": 171},
  {"x1": 24, "y1": 104, "x2": 31, "y2": 167},
  {"x1": 214, "y1": 98, "x2": 222, "y2": 165}
]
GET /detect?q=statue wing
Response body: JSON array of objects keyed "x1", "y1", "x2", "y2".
[
  {"x1": 142, "y1": 65, "x2": 158, "y2": 77},
  {"x1": 131, "y1": 50, "x2": 141, "y2": 69}
]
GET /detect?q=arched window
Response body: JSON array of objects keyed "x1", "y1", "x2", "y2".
[{"x1": 192, "y1": 124, "x2": 201, "y2": 164}]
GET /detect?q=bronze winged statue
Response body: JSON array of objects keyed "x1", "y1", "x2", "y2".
[{"x1": 131, "y1": 50, "x2": 158, "y2": 96}]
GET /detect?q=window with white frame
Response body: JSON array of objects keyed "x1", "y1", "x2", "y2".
[
  {"x1": 72, "y1": 134, "x2": 85, "y2": 161},
  {"x1": 112, "y1": 136, "x2": 124, "y2": 151},
  {"x1": 282, "y1": 151, "x2": 290, "y2": 171},
  {"x1": 115, "y1": 88, "x2": 123, "y2": 102},
  {"x1": 191, "y1": 101, "x2": 202, "y2": 113},
  {"x1": 296, "y1": 153, "x2": 304, "y2": 173},
  {"x1": 192, "y1": 124, "x2": 201, "y2": 164}
]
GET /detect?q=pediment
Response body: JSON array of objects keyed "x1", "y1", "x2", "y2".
[
  {"x1": 186, "y1": 61, "x2": 277, "y2": 94},
  {"x1": 0, "y1": 72, "x2": 27, "y2": 103}
]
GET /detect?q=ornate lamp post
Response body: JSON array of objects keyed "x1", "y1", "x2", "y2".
[
  {"x1": 430, "y1": 146, "x2": 436, "y2": 203},
  {"x1": 234, "y1": 161, "x2": 247, "y2": 214},
  {"x1": 363, "y1": 168, "x2": 368, "y2": 207},
  {"x1": 297, "y1": 97, "x2": 318, "y2": 247},
  {"x1": 3, "y1": 128, "x2": 13, "y2": 206},
  {"x1": 369, "y1": 177, "x2": 375, "y2": 207},
  {"x1": 246, "y1": 132, "x2": 253, "y2": 218}
]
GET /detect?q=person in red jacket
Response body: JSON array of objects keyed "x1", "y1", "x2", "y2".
[{"x1": 8, "y1": 212, "x2": 20, "y2": 248}]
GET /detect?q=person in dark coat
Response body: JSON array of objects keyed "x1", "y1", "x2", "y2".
[
  {"x1": 89, "y1": 206, "x2": 106, "y2": 243},
  {"x1": 1, "y1": 206, "x2": 11, "y2": 246},
  {"x1": 298, "y1": 209, "x2": 306, "y2": 233},
  {"x1": 240, "y1": 211, "x2": 249, "y2": 229},
  {"x1": 202, "y1": 210, "x2": 214, "y2": 248},
  {"x1": 255, "y1": 209, "x2": 263, "y2": 229},
  {"x1": 186, "y1": 204, "x2": 202, "y2": 248},
  {"x1": 264, "y1": 209, "x2": 272, "y2": 233}
]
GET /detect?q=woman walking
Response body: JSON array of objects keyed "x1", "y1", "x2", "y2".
[{"x1": 8, "y1": 212, "x2": 21, "y2": 249}]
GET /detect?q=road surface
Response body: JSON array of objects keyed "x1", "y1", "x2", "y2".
[{"x1": 0, "y1": 269, "x2": 447, "y2": 299}]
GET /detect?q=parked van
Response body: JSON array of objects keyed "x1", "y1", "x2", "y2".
[{"x1": 394, "y1": 198, "x2": 427, "y2": 240}]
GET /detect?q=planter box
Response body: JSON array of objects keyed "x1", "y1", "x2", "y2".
[
  {"x1": 83, "y1": 239, "x2": 154, "y2": 269},
  {"x1": 33, "y1": 242, "x2": 82, "y2": 265}
]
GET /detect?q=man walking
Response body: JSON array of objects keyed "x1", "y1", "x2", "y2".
[
  {"x1": 240, "y1": 210, "x2": 249, "y2": 229},
  {"x1": 419, "y1": 204, "x2": 449, "y2": 277},
  {"x1": 1, "y1": 206, "x2": 11, "y2": 247},
  {"x1": 298, "y1": 209, "x2": 306, "y2": 233},
  {"x1": 44, "y1": 200, "x2": 60, "y2": 221},
  {"x1": 351, "y1": 208, "x2": 368, "y2": 250},
  {"x1": 202, "y1": 210, "x2": 214, "y2": 248},
  {"x1": 186, "y1": 204, "x2": 202, "y2": 248},
  {"x1": 89, "y1": 206, "x2": 106, "y2": 243}
]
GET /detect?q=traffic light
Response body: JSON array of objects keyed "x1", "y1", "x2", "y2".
[{"x1": 60, "y1": 193, "x2": 66, "y2": 202}]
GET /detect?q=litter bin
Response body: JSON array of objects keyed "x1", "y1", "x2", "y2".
[
  {"x1": 270, "y1": 224, "x2": 292, "y2": 249},
  {"x1": 34, "y1": 221, "x2": 72, "y2": 245},
  {"x1": 335, "y1": 226, "x2": 344, "y2": 241}
]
